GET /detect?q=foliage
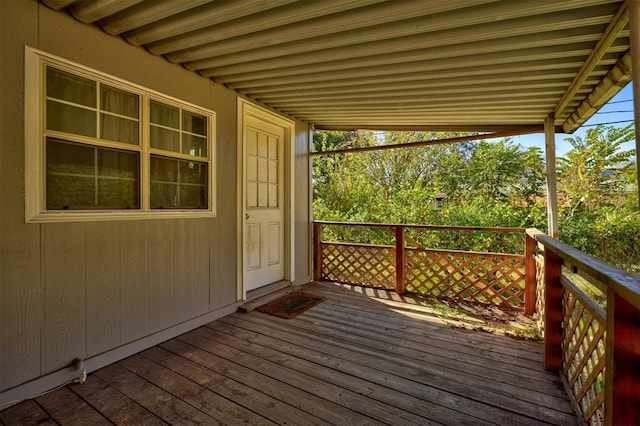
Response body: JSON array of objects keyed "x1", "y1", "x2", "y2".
[
  {"x1": 558, "y1": 124, "x2": 635, "y2": 214},
  {"x1": 312, "y1": 126, "x2": 638, "y2": 275}
]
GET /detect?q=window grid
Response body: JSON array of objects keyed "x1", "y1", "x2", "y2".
[{"x1": 27, "y1": 48, "x2": 216, "y2": 221}]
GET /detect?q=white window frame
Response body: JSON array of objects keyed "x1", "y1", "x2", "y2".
[{"x1": 25, "y1": 47, "x2": 216, "y2": 222}]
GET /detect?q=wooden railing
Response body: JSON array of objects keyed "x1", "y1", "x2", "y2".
[
  {"x1": 534, "y1": 233, "x2": 640, "y2": 426},
  {"x1": 314, "y1": 221, "x2": 534, "y2": 310}
]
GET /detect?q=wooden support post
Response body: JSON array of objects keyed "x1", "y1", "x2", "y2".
[
  {"x1": 395, "y1": 225, "x2": 405, "y2": 294},
  {"x1": 313, "y1": 222, "x2": 323, "y2": 281},
  {"x1": 544, "y1": 114, "x2": 559, "y2": 238},
  {"x1": 605, "y1": 290, "x2": 640, "y2": 426},
  {"x1": 543, "y1": 248, "x2": 563, "y2": 371},
  {"x1": 524, "y1": 231, "x2": 537, "y2": 315}
]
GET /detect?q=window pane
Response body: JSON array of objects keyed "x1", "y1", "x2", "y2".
[
  {"x1": 180, "y1": 184, "x2": 206, "y2": 208},
  {"x1": 98, "y1": 149, "x2": 139, "y2": 178},
  {"x1": 150, "y1": 156, "x2": 178, "y2": 183},
  {"x1": 47, "y1": 174, "x2": 95, "y2": 210},
  {"x1": 98, "y1": 178, "x2": 138, "y2": 208},
  {"x1": 150, "y1": 156, "x2": 208, "y2": 209},
  {"x1": 180, "y1": 161, "x2": 207, "y2": 184},
  {"x1": 46, "y1": 138, "x2": 139, "y2": 210},
  {"x1": 101, "y1": 84, "x2": 139, "y2": 118},
  {"x1": 101, "y1": 114, "x2": 139, "y2": 145},
  {"x1": 150, "y1": 125, "x2": 179, "y2": 152},
  {"x1": 47, "y1": 138, "x2": 94, "y2": 175},
  {"x1": 150, "y1": 182, "x2": 177, "y2": 209},
  {"x1": 150, "y1": 100, "x2": 179, "y2": 128},
  {"x1": 182, "y1": 111, "x2": 207, "y2": 136},
  {"x1": 182, "y1": 134, "x2": 207, "y2": 157},
  {"x1": 47, "y1": 100, "x2": 96, "y2": 137},
  {"x1": 46, "y1": 66, "x2": 96, "y2": 107}
]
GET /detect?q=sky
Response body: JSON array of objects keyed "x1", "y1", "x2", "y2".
[{"x1": 507, "y1": 83, "x2": 636, "y2": 158}]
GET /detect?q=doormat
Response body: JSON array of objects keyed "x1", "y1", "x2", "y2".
[{"x1": 256, "y1": 291, "x2": 326, "y2": 319}]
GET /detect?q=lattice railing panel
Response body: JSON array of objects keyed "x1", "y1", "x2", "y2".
[
  {"x1": 320, "y1": 242, "x2": 396, "y2": 289},
  {"x1": 535, "y1": 254, "x2": 546, "y2": 335},
  {"x1": 562, "y1": 280, "x2": 606, "y2": 426},
  {"x1": 404, "y1": 248, "x2": 526, "y2": 308}
]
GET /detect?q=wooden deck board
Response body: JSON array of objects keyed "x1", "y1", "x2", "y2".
[{"x1": 1, "y1": 282, "x2": 576, "y2": 426}]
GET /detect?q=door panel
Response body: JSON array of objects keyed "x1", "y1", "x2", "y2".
[{"x1": 243, "y1": 114, "x2": 285, "y2": 292}]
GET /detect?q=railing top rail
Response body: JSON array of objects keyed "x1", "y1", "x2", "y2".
[
  {"x1": 536, "y1": 234, "x2": 640, "y2": 310},
  {"x1": 314, "y1": 221, "x2": 525, "y2": 233}
]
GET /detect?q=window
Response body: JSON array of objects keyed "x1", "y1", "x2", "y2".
[{"x1": 25, "y1": 47, "x2": 215, "y2": 222}]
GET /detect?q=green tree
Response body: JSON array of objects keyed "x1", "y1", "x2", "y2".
[{"x1": 558, "y1": 124, "x2": 635, "y2": 214}]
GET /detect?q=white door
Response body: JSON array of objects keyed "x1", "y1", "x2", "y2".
[{"x1": 243, "y1": 114, "x2": 285, "y2": 292}]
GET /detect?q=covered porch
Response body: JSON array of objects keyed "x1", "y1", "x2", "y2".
[
  {"x1": 0, "y1": 281, "x2": 576, "y2": 426},
  {"x1": 1, "y1": 1, "x2": 639, "y2": 425}
]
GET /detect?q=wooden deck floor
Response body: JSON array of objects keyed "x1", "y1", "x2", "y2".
[{"x1": 0, "y1": 282, "x2": 576, "y2": 426}]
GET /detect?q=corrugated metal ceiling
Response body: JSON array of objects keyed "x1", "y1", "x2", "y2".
[{"x1": 42, "y1": 0, "x2": 632, "y2": 133}]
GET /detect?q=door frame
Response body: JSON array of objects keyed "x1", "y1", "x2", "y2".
[{"x1": 236, "y1": 99, "x2": 295, "y2": 301}]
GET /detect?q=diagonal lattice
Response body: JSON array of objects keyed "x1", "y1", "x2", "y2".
[
  {"x1": 562, "y1": 282, "x2": 606, "y2": 426},
  {"x1": 404, "y1": 248, "x2": 526, "y2": 309},
  {"x1": 320, "y1": 242, "x2": 396, "y2": 289}
]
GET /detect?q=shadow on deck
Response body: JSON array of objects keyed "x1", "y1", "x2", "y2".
[{"x1": 0, "y1": 281, "x2": 575, "y2": 425}]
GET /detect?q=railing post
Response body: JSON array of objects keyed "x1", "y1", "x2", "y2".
[
  {"x1": 543, "y1": 247, "x2": 563, "y2": 371},
  {"x1": 605, "y1": 290, "x2": 640, "y2": 425},
  {"x1": 395, "y1": 225, "x2": 405, "y2": 294},
  {"x1": 313, "y1": 222, "x2": 323, "y2": 281},
  {"x1": 524, "y1": 230, "x2": 537, "y2": 315}
]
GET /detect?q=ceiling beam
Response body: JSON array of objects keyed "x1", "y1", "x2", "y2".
[
  {"x1": 162, "y1": 0, "x2": 468, "y2": 60},
  {"x1": 554, "y1": 0, "x2": 629, "y2": 117},
  {"x1": 99, "y1": 0, "x2": 212, "y2": 35},
  {"x1": 192, "y1": 9, "x2": 616, "y2": 74},
  {"x1": 207, "y1": 33, "x2": 617, "y2": 83},
  {"x1": 69, "y1": 0, "x2": 142, "y2": 23},
  {"x1": 310, "y1": 127, "x2": 544, "y2": 155},
  {"x1": 561, "y1": 51, "x2": 632, "y2": 132},
  {"x1": 124, "y1": 0, "x2": 297, "y2": 46},
  {"x1": 256, "y1": 79, "x2": 598, "y2": 104},
  {"x1": 167, "y1": 0, "x2": 593, "y2": 64}
]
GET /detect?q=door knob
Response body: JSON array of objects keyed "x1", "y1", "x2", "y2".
[{"x1": 245, "y1": 213, "x2": 250, "y2": 219}]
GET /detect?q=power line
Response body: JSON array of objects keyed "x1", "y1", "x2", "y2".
[
  {"x1": 581, "y1": 119, "x2": 634, "y2": 127},
  {"x1": 605, "y1": 99, "x2": 634, "y2": 104},
  {"x1": 594, "y1": 110, "x2": 635, "y2": 114}
]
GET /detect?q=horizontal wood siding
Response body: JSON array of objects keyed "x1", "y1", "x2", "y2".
[{"x1": 0, "y1": 1, "x2": 311, "y2": 397}]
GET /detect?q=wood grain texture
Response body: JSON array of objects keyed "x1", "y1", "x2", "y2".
[
  {"x1": 119, "y1": 221, "x2": 149, "y2": 343},
  {"x1": 524, "y1": 232, "x2": 537, "y2": 315},
  {"x1": 5, "y1": 281, "x2": 577, "y2": 426},
  {"x1": 120, "y1": 354, "x2": 272, "y2": 425},
  {"x1": 210, "y1": 82, "x2": 238, "y2": 308},
  {"x1": 294, "y1": 121, "x2": 311, "y2": 282},
  {"x1": 86, "y1": 222, "x2": 121, "y2": 356},
  {"x1": 69, "y1": 376, "x2": 166, "y2": 426},
  {"x1": 36, "y1": 386, "x2": 111, "y2": 426},
  {"x1": 192, "y1": 218, "x2": 211, "y2": 316},
  {"x1": 148, "y1": 220, "x2": 174, "y2": 332},
  {"x1": 0, "y1": 0, "x2": 41, "y2": 391},
  {"x1": 543, "y1": 248, "x2": 563, "y2": 372},
  {"x1": 42, "y1": 224, "x2": 86, "y2": 373},
  {"x1": 95, "y1": 363, "x2": 222, "y2": 425},
  {"x1": 608, "y1": 293, "x2": 640, "y2": 426},
  {"x1": 0, "y1": 399, "x2": 56, "y2": 425},
  {"x1": 172, "y1": 219, "x2": 195, "y2": 324}
]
